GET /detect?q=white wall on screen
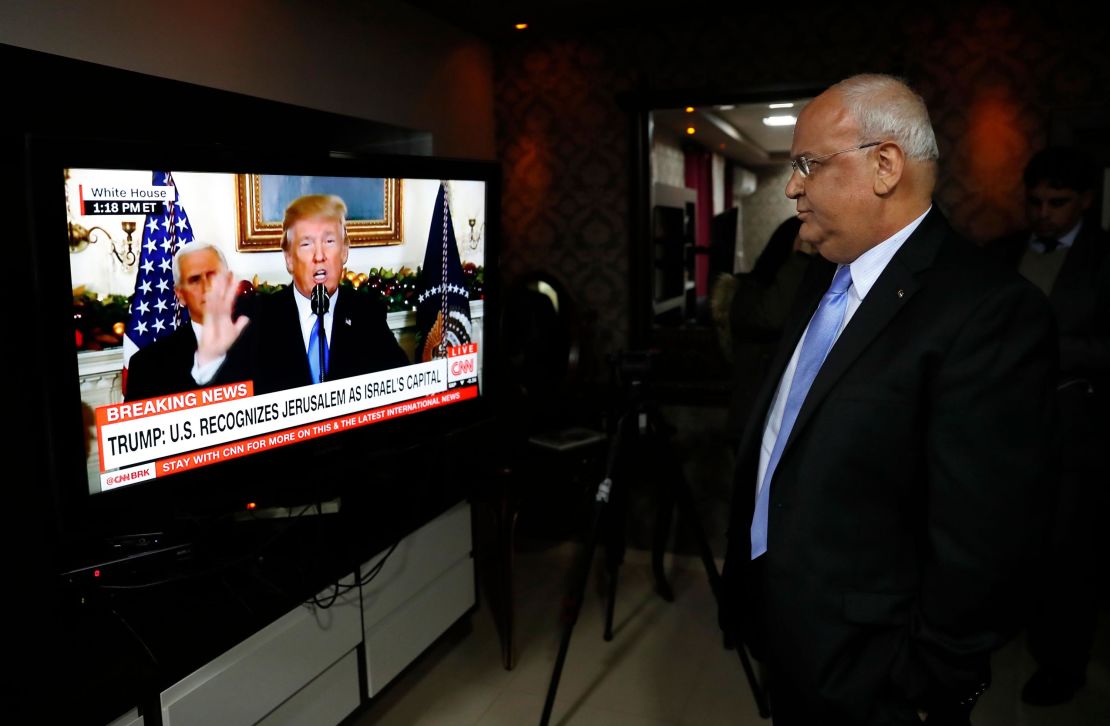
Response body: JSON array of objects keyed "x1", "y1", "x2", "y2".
[{"x1": 67, "y1": 170, "x2": 486, "y2": 298}]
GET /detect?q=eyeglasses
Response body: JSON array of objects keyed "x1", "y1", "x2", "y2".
[{"x1": 790, "y1": 141, "x2": 883, "y2": 178}]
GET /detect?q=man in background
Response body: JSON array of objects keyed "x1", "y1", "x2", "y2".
[
  {"x1": 720, "y1": 74, "x2": 1056, "y2": 725},
  {"x1": 712, "y1": 216, "x2": 814, "y2": 441},
  {"x1": 990, "y1": 147, "x2": 1110, "y2": 706},
  {"x1": 125, "y1": 241, "x2": 228, "y2": 401}
]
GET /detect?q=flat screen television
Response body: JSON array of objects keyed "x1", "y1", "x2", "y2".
[{"x1": 26, "y1": 135, "x2": 499, "y2": 568}]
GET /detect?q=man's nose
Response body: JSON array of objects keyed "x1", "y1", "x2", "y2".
[
  {"x1": 313, "y1": 242, "x2": 326, "y2": 262},
  {"x1": 785, "y1": 168, "x2": 804, "y2": 199}
]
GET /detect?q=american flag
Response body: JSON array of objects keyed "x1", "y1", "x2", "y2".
[
  {"x1": 121, "y1": 171, "x2": 195, "y2": 392},
  {"x1": 415, "y1": 181, "x2": 472, "y2": 362}
]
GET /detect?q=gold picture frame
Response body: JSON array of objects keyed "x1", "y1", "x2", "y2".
[{"x1": 236, "y1": 174, "x2": 403, "y2": 251}]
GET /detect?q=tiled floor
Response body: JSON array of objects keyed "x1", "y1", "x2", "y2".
[{"x1": 353, "y1": 542, "x2": 1110, "y2": 725}]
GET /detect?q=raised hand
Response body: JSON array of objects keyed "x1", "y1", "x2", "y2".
[{"x1": 197, "y1": 269, "x2": 250, "y2": 366}]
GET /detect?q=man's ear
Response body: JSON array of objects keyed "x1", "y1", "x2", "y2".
[
  {"x1": 1080, "y1": 189, "x2": 1094, "y2": 212},
  {"x1": 873, "y1": 141, "x2": 906, "y2": 196}
]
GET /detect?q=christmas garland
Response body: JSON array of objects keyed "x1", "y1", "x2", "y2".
[{"x1": 73, "y1": 264, "x2": 484, "y2": 352}]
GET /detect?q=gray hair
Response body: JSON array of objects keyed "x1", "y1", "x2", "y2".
[
  {"x1": 172, "y1": 241, "x2": 228, "y2": 286},
  {"x1": 831, "y1": 74, "x2": 939, "y2": 162}
]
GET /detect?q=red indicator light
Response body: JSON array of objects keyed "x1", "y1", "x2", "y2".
[
  {"x1": 247, "y1": 502, "x2": 257, "y2": 510},
  {"x1": 94, "y1": 569, "x2": 101, "y2": 578}
]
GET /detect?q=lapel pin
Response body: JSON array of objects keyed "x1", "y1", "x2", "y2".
[
  {"x1": 345, "y1": 318, "x2": 352, "y2": 326},
  {"x1": 897, "y1": 289, "x2": 905, "y2": 298}
]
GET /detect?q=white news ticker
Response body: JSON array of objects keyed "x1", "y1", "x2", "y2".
[{"x1": 99, "y1": 360, "x2": 447, "y2": 472}]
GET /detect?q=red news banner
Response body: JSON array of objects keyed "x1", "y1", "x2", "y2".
[{"x1": 96, "y1": 346, "x2": 480, "y2": 492}]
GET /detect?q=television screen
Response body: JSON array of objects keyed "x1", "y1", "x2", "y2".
[{"x1": 62, "y1": 164, "x2": 490, "y2": 496}]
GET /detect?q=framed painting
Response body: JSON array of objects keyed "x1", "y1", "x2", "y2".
[{"x1": 237, "y1": 174, "x2": 402, "y2": 250}]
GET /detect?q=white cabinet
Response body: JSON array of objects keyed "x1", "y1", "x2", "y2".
[
  {"x1": 155, "y1": 502, "x2": 474, "y2": 726},
  {"x1": 361, "y1": 502, "x2": 475, "y2": 695}
]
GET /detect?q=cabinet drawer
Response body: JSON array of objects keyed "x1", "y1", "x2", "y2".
[
  {"x1": 360, "y1": 501, "x2": 472, "y2": 629},
  {"x1": 160, "y1": 581, "x2": 361, "y2": 726},
  {"x1": 366, "y1": 555, "x2": 475, "y2": 695}
]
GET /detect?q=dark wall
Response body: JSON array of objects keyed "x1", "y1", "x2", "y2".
[{"x1": 493, "y1": 2, "x2": 1110, "y2": 366}]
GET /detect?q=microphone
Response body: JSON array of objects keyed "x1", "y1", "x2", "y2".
[
  {"x1": 311, "y1": 283, "x2": 330, "y2": 316},
  {"x1": 310, "y1": 283, "x2": 329, "y2": 383}
]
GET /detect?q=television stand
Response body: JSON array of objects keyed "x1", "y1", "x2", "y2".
[{"x1": 86, "y1": 501, "x2": 474, "y2": 726}]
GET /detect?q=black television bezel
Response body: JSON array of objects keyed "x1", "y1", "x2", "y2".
[{"x1": 26, "y1": 132, "x2": 501, "y2": 564}]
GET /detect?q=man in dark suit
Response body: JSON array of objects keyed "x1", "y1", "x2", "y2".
[
  {"x1": 990, "y1": 147, "x2": 1109, "y2": 706},
  {"x1": 198, "y1": 194, "x2": 407, "y2": 392},
  {"x1": 125, "y1": 242, "x2": 228, "y2": 401},
  {"x1": 720, "y1": 75, "x2": 1057, "y2": 725}
]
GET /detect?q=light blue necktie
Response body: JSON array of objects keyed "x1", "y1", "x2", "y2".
[
  {"x1": 751, "y1": 264, "x2": 853, "y2": 559},
  {"x1": 308, "y1": 319, "x2": 329, "y2": 384}
]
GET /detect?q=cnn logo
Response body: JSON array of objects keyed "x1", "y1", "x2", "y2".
[{"x1": 450, "y1": 359, "x2": 475, "y2": 376}]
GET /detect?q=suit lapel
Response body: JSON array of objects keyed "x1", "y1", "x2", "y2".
[
  {"x1": 734, "y1": 259, "x2": 828, "y2": 468},
  {"x1": 329, "y1": 288, "x2": 357, "y2": 379},
  {"x1": 279, "y1": 287, "x2": 313, "y2": 385},
  {"x1": 781, "y1": 208, "x2": 947, "y2": 455},
  {"x1": 1049, "y1": 221, "x2": 1095, "y2": 307},
  {"x1": 175, "y1": 323, "x2": 198, "y2": 355}
]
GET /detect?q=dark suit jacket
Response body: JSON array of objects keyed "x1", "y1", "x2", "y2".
[
  {"x1": 219, "y1": 286, "x2": 409, "y2": 394},
  {"x1": 990, "y1": 221, "x2": 1110, "y2": 386},
  {"x1": 125, "y1": 324, "x2": 199, "y2": 401},
  {"x1": 722, "y1": 209, "x2": 1057, "y2": 724}
]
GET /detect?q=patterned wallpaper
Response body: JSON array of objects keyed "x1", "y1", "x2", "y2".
[
  {"x1": 494, "y1": 3, "x2": 1110, "y2": 371},
  {"x1": 495, "y1": 39, "x2": 631, "y2": 362}
]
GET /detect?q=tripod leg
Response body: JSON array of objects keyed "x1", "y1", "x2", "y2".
[
  {"x1": 603, "y1": 552, "x2": 619, "y2": 642},
  {"x1": 651, "y1": 466, "x2": 676, "y2": 603},
  {"x1": 540, "y1": 488, "x2": 606, "y2": 726},
  {"x1": 497, "y1": 478, "x2": 519, "y2": 670},
  {"x1": 602, "y1": 466, "x2": 628, "y2": 642},
  {"x1": 542, "y1": 410, "x2": 634, "y2": 725}
]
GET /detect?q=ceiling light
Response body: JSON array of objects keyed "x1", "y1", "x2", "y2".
[
  {"x1": 514, "y1": 23, "x2": 528, "y2": 30},
  {"x1": 762, "y1": 115, "x2": 797, "y2": 127},
  {"x1": 769, "y1": 102, "x2": 794, "y2": 109},
  {"x1": 685, "y1": 106, "x2": 695, "y2": 113},
  {"x1": 686, "y1": 127, "x2": 696, "y2": 135}
]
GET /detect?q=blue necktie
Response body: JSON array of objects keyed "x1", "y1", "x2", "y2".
[
  {"x1": 751, "y1": 264, "x2": 853, "y2": 559},
  {"x1": 308, "y1": 318, "x2": 329, "y2": 384}
]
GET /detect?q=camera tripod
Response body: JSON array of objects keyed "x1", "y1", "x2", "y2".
[{"x1": 539, "y1": 354, "x2": 768, "y2": 725}]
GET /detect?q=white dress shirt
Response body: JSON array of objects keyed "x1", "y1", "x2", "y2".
[{"x1": 292, "y1": 285, "x2": 337, "y2": 351}]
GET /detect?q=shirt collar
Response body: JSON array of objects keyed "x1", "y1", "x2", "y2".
[
  {"x1": 292, "y1": 285, "x2": 337, "y2": 323},
  {"x1": 846, "y1": 206, "x2": 931, "y2": 300},
  {"x1": 1027, "y1": 219, "x2": 1082, "y2": 251}
]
